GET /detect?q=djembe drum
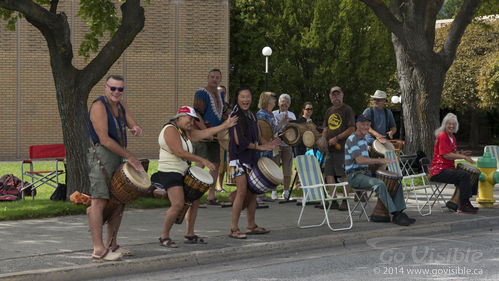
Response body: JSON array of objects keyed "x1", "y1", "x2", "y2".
[
  {"x1": 257, "y1": 119, "x2": 273, "y2": 142},
  {"x1": 247, "y1": 157, "x2": 284, "y2": 194},
  {"x1": 280, "y1": 124, "x2": 300, "y2": 146},
  {"x1": 368, "y1": 140, "x2": 395, "y2": 174},
  {"x1": 371, "y1": 170, "x2": 402, "y2": 219},
  {"x1": 302, "y1": 131, "x2": 315, "y2": 148},
  {"x1": 175, "y1": 166, "x2": 214, "y2": 224},
  {"x1": 103, "y1": 162, "x2": 151, "y2": 223},
  {"x1": 447, "y1": 163, "x2": 480, "y2": 209},
  {"x1": 217, "y1": 129, "x2": 229, "y2": 152}
]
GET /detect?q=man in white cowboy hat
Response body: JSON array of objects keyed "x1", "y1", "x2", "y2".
[{"x1": 362, "y1": 90, "x2": 397, "y2": 145}]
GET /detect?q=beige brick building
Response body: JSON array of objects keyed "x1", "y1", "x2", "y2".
[{"x1": 0, "y1": 0, "x2": 229, "y2": 160}]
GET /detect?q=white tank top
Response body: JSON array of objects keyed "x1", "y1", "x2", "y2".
[{"x1": 158, "y1": 124, "x2": 192, "y2": 175}]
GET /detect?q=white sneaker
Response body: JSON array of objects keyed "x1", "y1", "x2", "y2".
[
  {"x1": 271, "y1": 191, "x2": 278, "y2": 200},
  {"x1": 282, "y1": 190, "x2": 292, "y2": 200}
]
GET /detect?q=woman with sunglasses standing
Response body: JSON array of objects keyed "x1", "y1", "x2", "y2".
[{"x1": 296, "y1": 102, "x2": 314, "y2": 156}]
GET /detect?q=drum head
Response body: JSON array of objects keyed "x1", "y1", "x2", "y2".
[
  {"x1": 375, "y1": 169, "x2": 401, "y2": 179},
  {"x1": 188, "y1": 166, "x2": 214, "y2": 185},
  {"x1": 122, "y1": 162, "x2": 151, "y2": 190},
  {"x1": 302, "y1": 130, "x2": 315, "y2": 148},
  {"x1": 217, "y1": 129, "x2": 229, "y2": 151},
  {"x1": 258, "y1": 119, "x2": 273, "y2": 142},
  {"x1": 282, "y1": 125, "x2": 299, "y2": 146},
  {"x1": 456, "y1": 162, "x2": 480, "y2": 175},
  {"x1": 257, "y1": 157, "x2": 283, "y2": 185},
  {"x1": 373, "y1": 139, "x2": 395, "y2": 155}
]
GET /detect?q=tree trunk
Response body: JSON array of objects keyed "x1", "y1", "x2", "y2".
[
  {"x1": 393, "y1": 35, "x2": 443, "y2": 157},
  {"x1": 56, "y1": 80, "x2": 91, "y2": 195}
]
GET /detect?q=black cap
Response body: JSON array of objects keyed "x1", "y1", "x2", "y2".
[{"x1": 356, "y1": 114, "x2": 370, "y2": 123}]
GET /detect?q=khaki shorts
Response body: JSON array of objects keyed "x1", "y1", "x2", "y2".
[
  {"x1": 273, "y1": 146, "x2": 293, "y2": 177},
  {"x1": 87, "y1": 145, "x2": 123, "y2": 199},
  {"x1": 193, "y1": 141, "x2": 220, "y2": 163}
]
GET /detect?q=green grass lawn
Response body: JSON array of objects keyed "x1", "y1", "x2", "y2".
[{"x1": 0, "y1": 160, "x2": 302, "y2": 221}]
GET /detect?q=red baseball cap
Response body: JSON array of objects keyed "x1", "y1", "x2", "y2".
[{"x1": 173, "y1": 106, "x2": 199, "y2": 121}]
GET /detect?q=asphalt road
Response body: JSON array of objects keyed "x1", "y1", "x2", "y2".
[{"x1": 92, "y1": 227, "x2": 499, "y2": 281}]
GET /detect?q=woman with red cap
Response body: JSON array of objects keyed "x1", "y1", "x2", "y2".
[{"x1": 156, "y1": 106, "x2": 237, "y2": 248}]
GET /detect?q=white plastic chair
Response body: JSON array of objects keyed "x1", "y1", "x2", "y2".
[
  {"x1": 385, "y1": 150, "x2": 431, "y2": 216},
  {"x1": 294, "y1": 155, "x2": 353, "y2": 231}
]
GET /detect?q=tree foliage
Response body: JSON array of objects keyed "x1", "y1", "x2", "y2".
[
  {"x1": 437, "y1": 20, "x2": 499, "y2": 113},
  {"x1": 0, "y1": 0, "x2": 147, "y2": 196},
  {"x1": 229, "y1": 0, "x2": 396, "y2": 121}
]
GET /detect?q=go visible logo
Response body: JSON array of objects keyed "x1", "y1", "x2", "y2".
[{"x1": 328, "y1": 113, "x2": 342, "y2": 130}]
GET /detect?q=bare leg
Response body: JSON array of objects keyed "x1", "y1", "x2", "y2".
[
  {"x1": 231, "y1": 174, "x2": 248, "y2": 231},
  {"x1": 326, "y1": 175, "x2": 337, "y2": 195},
  {"x1": 160, "y1": 186, "x2": 184, "y2": 242},
  {"x1": 185, "y1": 199, "x2": 200, "y2": 236},
  {"x1": 245, "y1": 191, "x2": 257, "y2": 229},
  {"x1": 88, "y1": 198, "x2": 107, "y2": 256},
  {"x1": 283, "y1": 175, "x2": 291, "y2": 192},
  {"x1": 105, "y1": 203, "x2": 125, "y2": 250}
]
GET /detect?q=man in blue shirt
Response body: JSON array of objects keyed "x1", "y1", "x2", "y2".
[
  {"x1": 193, "y1": 69, "x2": 225, "y2": 205},
  {"x1": 362, "y1": 90, "x2": 397, "y2": 145}
]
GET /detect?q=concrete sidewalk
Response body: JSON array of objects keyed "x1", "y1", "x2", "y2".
[{"x1": 0, "y1": 186, "x2": 498, "y2": 281}]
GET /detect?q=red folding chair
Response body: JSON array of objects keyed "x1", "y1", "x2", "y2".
[{"x1": 21, "y1": 144, "x2": 66, "y2": 200}]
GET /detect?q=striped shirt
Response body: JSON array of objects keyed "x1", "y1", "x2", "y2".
[{"x1": 345, "y1": 133, "x2": 369, "y2": 172}]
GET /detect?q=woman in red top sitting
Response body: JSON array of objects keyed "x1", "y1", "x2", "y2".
[{"x1": 429, "y1": 113, "x2": 478, "y2": 214}]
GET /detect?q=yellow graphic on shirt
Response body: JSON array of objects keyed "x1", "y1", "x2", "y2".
[{"x1": 328, "y1": 113, "x2": 342, "y2": 130}]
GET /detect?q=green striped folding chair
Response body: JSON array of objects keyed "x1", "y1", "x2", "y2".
[
  {"x1": 294, "y1": 155, "x2": 353, "y2": 231},
  {"x1": 385, "y1": 150, "x2": 432, "y2": 216},
  {"x1": 484, "y1": 145, "x2": 499, "y2": 171}
]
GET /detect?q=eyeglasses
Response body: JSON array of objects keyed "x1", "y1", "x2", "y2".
[
  {"x1": 107, "y1": 84, "x2": 124, "y2": 92},
  {"x1": 304, "y1": 108, "x2": 313, "y2": 111}
]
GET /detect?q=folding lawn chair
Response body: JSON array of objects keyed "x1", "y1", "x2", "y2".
[
  {"x1": 385, "y1": 150, "x2": 431, "y2": 216},
  {"x1": 419, "y1": 157, "x2": 448, "y2": 211},
  {"x1": 484, "y1": 145, "x2": 499, "y2": 170},
  {"x1": 21, "y1": 144, "x2": 66, "y2": 200},
  {"x1": 294, "y1": 155, "x2": 353, "y2": 231},
  {"x1": 349, "y1": 187, "x2": 373, "y2": 222}
]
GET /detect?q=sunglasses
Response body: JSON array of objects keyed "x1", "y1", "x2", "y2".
[
  {"x1": 107, "y1": 84, "x2": 124, "y2": 92},
  {"x1": 304, "y1": 108, "x2": 313, "y2": 111}
]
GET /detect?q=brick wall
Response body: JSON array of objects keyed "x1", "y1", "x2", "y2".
[{"x1": 0, "y1": 0, "x2": 229, "y2": 160}]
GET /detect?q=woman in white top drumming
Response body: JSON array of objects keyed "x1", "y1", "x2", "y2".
[{"x1": 156, "y1": 106, "x2": 237, "y2": 248}]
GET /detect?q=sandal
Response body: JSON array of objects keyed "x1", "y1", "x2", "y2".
[
  {"x1": 184, "y1": 235, "x2": 207, "y2": 244},
  {"x1": 246, "y1": 225, "x2": 270, "y2": 235},
  {"x1": 207, "y1": 199, "x2": 221, "y2": 205},
  {"x1": 228, "y1": 228, "x2": 247, "y2": 239},
  {"x1": 92, "y1": 249, "x2": 122, "y2": 262},
  {"x1": 159, "y1": 237, "x2": 178, "y2": 248},
  {"x1": 112, "y1": 245, "x2": 132, "y2": 256}
]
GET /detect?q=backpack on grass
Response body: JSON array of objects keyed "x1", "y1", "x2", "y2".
[{"x1": 0, "y1": 174, "x2": 35, "y2": 201}]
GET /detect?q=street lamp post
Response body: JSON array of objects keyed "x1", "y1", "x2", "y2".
[
  {"x1": 262, "y1": 46, "x2": 272, "y2": 91},
  {"x1": 391, "y1": 94, "x2": 404, "y2": 140}
]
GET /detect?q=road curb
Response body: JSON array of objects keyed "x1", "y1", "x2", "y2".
[{"x1": 1, "y1": 215, "x2": 498, "y2": 281}]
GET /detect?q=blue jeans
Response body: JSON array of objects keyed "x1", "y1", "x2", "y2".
[{"x1": 347, "y1": 171, "x2": 406, "y2": 214}]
